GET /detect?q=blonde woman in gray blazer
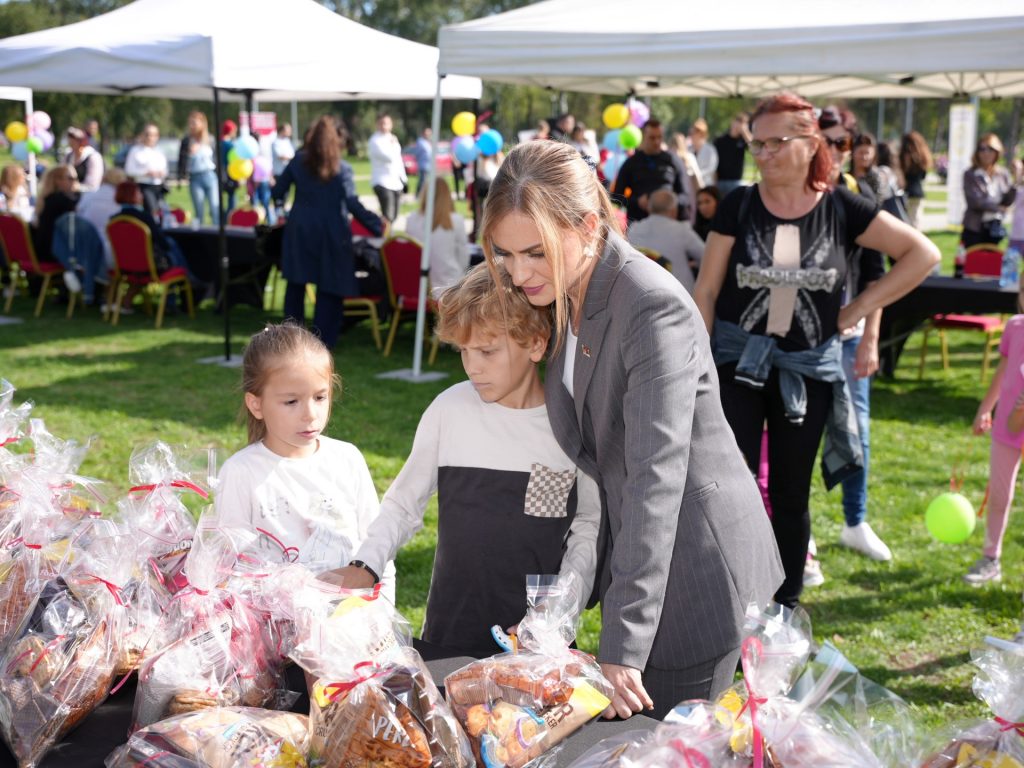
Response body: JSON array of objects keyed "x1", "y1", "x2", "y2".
[{"x1": 481, "y1": 141, "x2": 784, "y2": 720}]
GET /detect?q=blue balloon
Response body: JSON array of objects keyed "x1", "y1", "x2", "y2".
[
  {"x1": 234, "y1": 135, "x2": 259, "y2": 160},
  {"x1": 475, "y1": 129, "x2": 503, "y2": 157},
  {"x1": 602, "y1": 130, "x2": 621, "y2": 152},
  {"x1": 10, "y1": 141, "x2": 27, "y2": 162},
  {"x1": 453, "y1": 137, "x2": 478, "y2": 165}
]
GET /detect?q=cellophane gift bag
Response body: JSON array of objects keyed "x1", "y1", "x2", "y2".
[
  {"x1": 132, "y1": 518, "x2": 290, "y2": 730},
  {"x1": 444, "y1": 574, "x2": 613, "y2": 768},
  {"x1": 289, "y1": 581, "x2": 474, "y2": 768},
  {"x1": 920, "y1": 645, "x2": 1024, "y2": 767},
  {"x1": 106, "y1": 706, "x2": 311, "y2": 768}
]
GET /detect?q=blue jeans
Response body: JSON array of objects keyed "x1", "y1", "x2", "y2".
[
  {"x1": 840, "y1": 335, "x2": 871, "y2": 526},
  {"x1": 189, "y1": 170, "x2": 219, "y2": 225},
  {"x1": 252, "y1": 181, "x2": 276, "y2": 226}
]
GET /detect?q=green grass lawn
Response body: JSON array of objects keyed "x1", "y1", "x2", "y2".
[{"x1": 0, "y1": 229, "x2": 1020, "y2": 732}]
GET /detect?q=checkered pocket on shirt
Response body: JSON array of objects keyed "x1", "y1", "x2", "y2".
[{"x1": 524, "y1": 463, "x2": 576, "y2": 518}]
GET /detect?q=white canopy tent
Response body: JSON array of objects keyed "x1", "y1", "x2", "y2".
[
  {"x1": 390, "y1": 0, "x2": 1024, "y2": 380},
  {"x1": 0, "y1": 0, "x2": 481, "y2": 362},
  {"x1": 437, "y1": 0, "x2": 1024, "y2": 99},
  {"x1": 0, "y1": 0, "x2": 481, "y2": 101}
]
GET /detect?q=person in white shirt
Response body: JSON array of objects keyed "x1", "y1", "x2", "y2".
[
  {"x1": 214, "y1": 322, "x2": 396, "y2": 602},
  {"x1": 124, "y1": 122, "x2": 168, "y2": 217},
  {"x1": 689, "y1": 118, "x2": 719, "y2": 184},
  {"x1": 271, "y1": 123, "x2": 296, "y2": 178},
  {"x1": 626, "y1": 189, "x2": 705, "y2": 292},
  {"x1": 404, "y1": 176, "x2": 469, "y2": 296},
  {"x1": 367, "y1": 113, "x2": 406, "y2": 224},
  {"x1": 77, "y1": 166, "x2": 127, "y2": 271},
  {"x1": 64, "y1": 126, "x2": 105, "y2": 192}
]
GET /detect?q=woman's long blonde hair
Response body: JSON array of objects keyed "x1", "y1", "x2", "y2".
[
  {"x1": 187, "y1": 111, "x2": 210, "y2": 144},
  {"x1": 34, "y1": 165, "x2": 76, "y2": 219},
  {"x1": 480, "y1": 141, "x2": 621, "y2": 353},
  {"x1": 418, "y1": 176, "x2": 454, "y2": 231}
]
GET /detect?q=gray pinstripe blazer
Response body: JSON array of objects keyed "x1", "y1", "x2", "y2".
[{"x1": 545, "y1": 232, "x2": 784, "y2": 671}]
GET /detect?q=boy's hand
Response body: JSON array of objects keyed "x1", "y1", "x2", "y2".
[
  {"x1": 317, "y1": 565, "x2": 376, "y2": 590},
  {"x1": 599, "y1": 662, "x2": 654, "y2": 719},
  {"x1": 973, "y1": 410, "x2": 993, "y2": 435}
]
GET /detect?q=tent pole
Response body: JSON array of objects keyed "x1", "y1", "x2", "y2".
[
  {"x1": 24, "y1": 91, "x2": 36, "y2": 200},
  {"x1": 411, "y1": 74, "x2": 445, "y2": 377},
  {"x1": 877, "y1": 98, "x2": 884, "y2": 140},
  {"x1": 904, "y1": 97, "x2": 914, "y2": 134},
  {"x1": 213, "y1": 87, "x2": 231, "y2": 362}
]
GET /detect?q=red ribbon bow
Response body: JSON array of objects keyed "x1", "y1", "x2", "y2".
[
  {"x1": 739, "y1": 636, "x2": 769, "y2": 768},
  {"x1": 129, "y1": 480, "x2": 209, "y2": 499},
  {"x1": 995, "y1": 716, "x2": 1024, "y2": 737},
  {"x1": 322, "y1": 660, "x2": 385, "y2": 702},
  {"x1": 668, "y1": 738, "x2": 712, "y2": 768},
  {"x1": 79, "y1": 573, "x2": 125, "y2": 606}
]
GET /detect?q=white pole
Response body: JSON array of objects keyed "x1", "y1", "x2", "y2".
[
  {"x1": 290, "y1": 101, "x2": 298, "y2": 137},
  {"x1": 904, "y1": 98, "x2": 915, "y2": 134},
  {"x1": 25, "y1": 91, "x2": 36, "y2": 200},
  {"x1": 410, "y1": 74, "x2": 445, "y2": 377},
  {"x1": 876, "y1": 98, "x2": 884, "y2": 140}
]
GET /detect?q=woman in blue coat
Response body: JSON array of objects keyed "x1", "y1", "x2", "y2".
[{"x1": 273, "y1": 115, "x2": 383, "y2": 349}]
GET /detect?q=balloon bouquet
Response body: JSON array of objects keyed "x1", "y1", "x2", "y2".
[
  {"x1": 450, "y1": 111, "x2": 503, "y2": 167},
  {"x1": 599, "y1": 98, "x2": 648, "y2": 183},
  {"x1": 4, "y1": 111, "x2": 54, "y2": 163}
]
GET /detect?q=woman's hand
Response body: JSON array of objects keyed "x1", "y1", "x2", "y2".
[
  {"x1": 599, "y1": 663, "x2": 654, "y2": 719},
  {"x1": 853, "y1": 336, "x2": 879, "y2": 378},
  {"x1": 837, "y1": 303, "x2": 865, "y2": 337}
]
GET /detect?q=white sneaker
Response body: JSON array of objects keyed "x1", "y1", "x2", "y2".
[
  {"x1": 62, "y1": 270, "x2": 81, "y2": 293},
  {"x1": 839, "y1": 522, "x2": 893, "y2": 561},
  {"x1": 803, "y1": 556, "x2": 825, "y2": 588},
  {"x1": 963, "y1": 556, "x2": 1001, "y2": 586},
  {"x1": 807, "y1": 535, "x2": 818, "y2": 558}
]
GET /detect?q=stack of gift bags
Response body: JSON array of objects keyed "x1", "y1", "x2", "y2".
[{"x1": 2, "y1": 378, "x2": 1023, "y2": 768}]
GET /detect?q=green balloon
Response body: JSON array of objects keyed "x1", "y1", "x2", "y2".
[
  {"x1": 619, "y1": 124, "x2": 642, "y2": 150},
  {"x1": 25, "y1": 136, "x2": 43, "y2": 154},
  {"x1": 227, "y1": 147, "x2": 241, "y2": 164},
  {"x1": 925, "y1": 492, "x2": 976, "y2": 544}
]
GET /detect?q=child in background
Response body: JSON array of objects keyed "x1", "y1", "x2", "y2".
[
  {"x1": 333, "y1": 264, "x2": 599, "y2": 658},
  {"x1": 967, "y1": 304, "x2": 1024, "y2": 589},
  {"x1": 214, "y1": 322, "x2": 395, "y2": 601}
]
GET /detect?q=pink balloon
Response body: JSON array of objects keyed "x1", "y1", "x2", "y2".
[
  {"x1": 38, "y1": 129, "x2": 54, "y2": 151},
  {"x1": 251, "y1": 155, "x2": 272, "y2": 182},
  {"x1": 629, "y1": 101, "x2": 650, "y2": 128},
  {"x1": 30, "y1": 111, "x2": 51, "y2": 131}
]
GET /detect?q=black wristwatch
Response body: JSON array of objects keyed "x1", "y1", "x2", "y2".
[{"x1": 348, "y1": 560, "x2": 380, "y2": 584}]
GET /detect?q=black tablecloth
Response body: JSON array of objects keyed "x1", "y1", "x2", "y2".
[
  {"x1": 879, "y1": 275, "x2": 1019, "y2": 377},
  {"x1": 0, "y1": 638, "x2": 658, "y2": 767},
  {"x1": 167, "y1": 225, "x2": 279, "y2": 311}
]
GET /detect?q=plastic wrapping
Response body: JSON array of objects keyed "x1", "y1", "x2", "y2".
[
  {"x1": 571, "y1": 703, "x2": 733, "y2": 767},
  {"x1": 920, "y1": 646, "x2": 1024, "y2": 767},
  {"x1": 106, "y1": 706, "x2": 310, "y2": 768},
  {"x1": 0, "y1": 577, "x2": 117, "y2": 767},
  {"x1": 444, "y1": 574, "x2": 612, "y2": 768},
  {"x1": 132, "y1": 520, "x2": 289, "y2": 730},
  {"x1": 289, "y1": 585, "x2": 474, "y2": 768}
]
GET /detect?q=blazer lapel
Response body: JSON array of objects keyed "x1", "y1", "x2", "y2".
[
  {"x1": 572, "y1": 233, "x2": 628, "y2": 428},
  {"x1": 545, "y1": 341, "x2": 586, "y2": 470}
]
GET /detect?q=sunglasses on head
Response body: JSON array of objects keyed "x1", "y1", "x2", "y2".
[
  {"x1": 824, "y1": 136, "x2": 852, "y2": 151},
  {"x1": 978, "y1": 145, "x2": 997, "y2": 152}
]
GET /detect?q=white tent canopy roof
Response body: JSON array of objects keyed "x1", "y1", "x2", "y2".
[
  {"x1": 438, "y1": 0, "x2": 1024, "y2": 98},
  {"x1": 0, "y1": 0, "x2": 481, "y2": 101}
]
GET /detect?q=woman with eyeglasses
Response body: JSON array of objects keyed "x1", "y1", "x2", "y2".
[
  {"x1": 962, "y1": 133, "x2": 1016, "y2": 248},
  {"x1": 693, "y1": 92, "x2": 938, "y2": 608}
]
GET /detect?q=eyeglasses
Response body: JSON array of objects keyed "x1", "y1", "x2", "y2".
[
  {"x1": 978, "y1": 146, "x2": 997, "y2": 153},
  {"x1": 823, "y1": 135, "x2": 852, "y2": 152},
  {"x1": 748, "y1": 135, "x2": 812, "y2": 155}
]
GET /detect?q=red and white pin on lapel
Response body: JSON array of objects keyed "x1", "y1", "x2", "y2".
[{"x1": 581, "y1": 344, "x2": 591, "y2": 358}]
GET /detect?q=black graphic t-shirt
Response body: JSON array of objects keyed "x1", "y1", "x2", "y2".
[{"x1": 711, "y1": 184, "x2": 879, "y2": 351}]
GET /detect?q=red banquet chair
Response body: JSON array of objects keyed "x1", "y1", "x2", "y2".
[
  {"x1": 350, "y1": 217, "x2": 389, "y2": 239},
  {"x1": 106, "y1": 215, "x2": 194, "y2": 328},
  {"x1": 227, "y1": 207, "x2": 260, "y2": 227},
  {"x1": 0, "y1": 212, "x2": 75, "y2": 318},
  {"x1": 380, "y1": 235, "x2": 439, "y2": 363},
  {"x1": 919, "y1": 243, "x2": 1006, "y2": 381}
]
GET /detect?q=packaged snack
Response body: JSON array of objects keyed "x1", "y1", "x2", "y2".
[
  {"x1": 444, "y1": 574, "x2": 612, "y2": 768},
  {"x1": 106, "y1": 706, "x2": 310, "y2": 768},
  {"x1": 132, "y1": 520, "x2": 288, "y2": 730},
  {"x1": 0, "y1": 576, "x2": 117, "y2": 767},
  {"x1": 920, "y1": 645, "x2": 1024, "y2": 767},
  {"x1": 290, "y1": 584, "x2": 474, "y2": 768}
]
